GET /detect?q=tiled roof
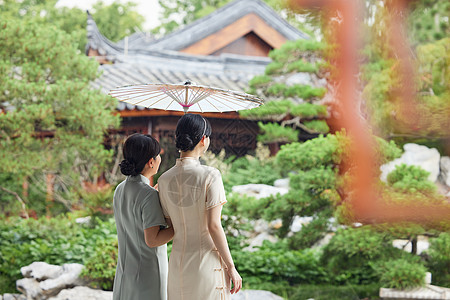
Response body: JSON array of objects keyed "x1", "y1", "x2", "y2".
[
  {"x1": 93, "y1": 52, "x2": 269, "y2": 111},
  {"x1": 140, "y1": 0, "x2": 309, "y2": 51},
  {"x1": 86, "y1": 0, "x2": 308, "y2": 60},
  {"x1": 86, "y1": 0, "x2": 307, "y2": 112}
]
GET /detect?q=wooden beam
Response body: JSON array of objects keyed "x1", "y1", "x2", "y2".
[
  {"x1": 119, "y1": 109, "x2": 241, "y2": 119},
  {"x1": 180, "y1": 13, "x2": 288, "y2": 56}
]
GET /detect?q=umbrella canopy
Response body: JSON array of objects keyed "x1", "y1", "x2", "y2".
[{"x1": 108, "y1": 81, "x2": 264, "y2": 113}]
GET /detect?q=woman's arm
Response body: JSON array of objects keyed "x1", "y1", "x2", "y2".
[
  {"x1": 144, "y1": 222, "x2": 174, "y2": 248},
  {"x1": 207, "y1": 205, "x2": 242, "y2": 294}
]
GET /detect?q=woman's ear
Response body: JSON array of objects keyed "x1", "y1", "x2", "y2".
[{"x1": 148, "y1": 158, "x2": 154, "y2": 168}]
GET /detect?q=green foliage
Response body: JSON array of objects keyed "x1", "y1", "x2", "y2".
[
  {"x1": 239, "y1": 100, "x2": 293, "y2": 118},
  {"x1": 321, "y1": 226, "x2": 422, "y2": 285},
  {"x1": 82, "y1": 238, "x2": 118, "y2": 290},
  {"x1": 303, "y1": 120, "x2": 330, "y2": 133},
  {"x1": 276, "y1": 134, "x2": 344, "y2": 171},
  {"x1": 234, "y1": 240, "x2": 328, "y2": 286},
  {"x1": 287, "y1": 60, "x2": 320, "y2": 73},
  {"x1": 291, "y1": 103, "x2": 328, "y2": 118},
  {"x1": 426, "y1": 232, "x2": 450, "y2": 287},
  {"x1": 269, "y1": 40, "x2": 325, "y2": 63},
  {"x1": 0, "y1": 216, "x2": 117, "y2": 292},
  {"x1": 248, "y1": 75, "x2": 272, "y2": 87},
  {"x1": 222, "y1": 155, "x2": 282, "y2": 193},
  {"x1": 257, "y1": 122, "x2": 299, "y2": 143},
  {"x1": 374, "y1": 258, "x2": 427, "y2": 289},
  {"x1": 409, "y1": 1, "x2": 450, "y2": 44},
  {"x1": 387, "y1": 164, "x2": 436, "y2": 194},
  {"x1": 90, "y1": 1, "x2": 145, "y2": 42},
  {"x1": 0, "y1": 0, "x2": 145, "y2": 52},
  {"x1": 288, "y1": 213, "x2": 331, "y2": 250},
  {"x1": 264, "y1": 61, "x2": 284, "y2": 75},
  {"x1": 266, "y1": 83, "x2": 327, "y2": 99},
  {"x1": 0, "y1": 18, "x2": 120, "y2": 213}
]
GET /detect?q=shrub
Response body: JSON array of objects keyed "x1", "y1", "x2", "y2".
[
  {"x1": 248, "y1": 75, "x2": 272, "y2": 87},
  {"x1": 234, "y1": 240, "x2": 328, "y2": 286},
  {"x1": 426, "y1": 232, "x2": 450, "y2": 287},
  {"x1": 303, "y1": 120, "x2": 330, "y2": 133},
  {"x1": 374, "y1": 258, "x2": 427, "y2": 289},
  {"x1": 321, "y1": 226, "x2": 415, "y2": 285},
  {"x1": 387, "y1": 164, "x2": 436, "y2": 194},
  {"x1": 0, "y1": 216, "x2": 117, "y2": 292},
  {"x1": 287, "y1": 60, "x2": 319, "y2": 73},
  {"x1": 239, "y1": 100, "x2": 293, "y2": 118},
  {"x1": 264, "y1": 61, "x2": 284, "y2": 75},
  {"x1": 222, "y1": 154, "x2": 282, "y2": 192},
  {"x1": 257, "y1": 122, "x2": 299, "y2": 143},
  {"x1": 290, "y1": 103, "x2": 328, "y2": 118},
  {"x1": 82, "y1": 238, "x2": 118, "y2": 290}
]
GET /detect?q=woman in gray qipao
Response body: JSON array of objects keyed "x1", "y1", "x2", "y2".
[{"x1": 113, "y1": 133, "x2": 174, "y2": 300}]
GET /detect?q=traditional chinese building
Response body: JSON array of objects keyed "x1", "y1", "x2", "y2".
[{"x1": 86, "y1": 0, "x2": 308, "y2": 156}]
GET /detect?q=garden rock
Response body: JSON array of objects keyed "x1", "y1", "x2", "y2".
[
  {"x1": 2, "y1": 294, "x2": 26, "y2": 300},
  {"x1": 274, "y1": 178, "x2": 290, "y2": 189},
  {"x1": 286, "y1": 73, "x2": 313, "y2": 86},
  {"x1": 16, "y1": 262, "x2": 85, "y2": 300},
  {"x1": 16, "y1": 278, "x2": 42, "y2": 300},
  {"x1": 380, "y1": 143, "x2": 440, "y2": 182},
  {"x1": 21, "y1": 262, "x2": 62, "y2": 281},
  {"x1": 232, "y1": 184, "x2": 288, "y2": 199},
  {"x1": 440, "y1": 156, "x2": 450, "y2": 187},
  {"x1": 48, "y1": 286, "x2": 112, "y2": 300},
  {"x1": 290, "y1": 216, "x2": 313, "y2": 233},
  {"x1": 231, "y1": 290, "x2": 283, "y2": 300},
  {"x1": 243, "y1": 232, "x2": 278, "y2": 252}
]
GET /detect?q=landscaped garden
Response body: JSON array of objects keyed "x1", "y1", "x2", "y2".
[{"x1": 1, "y1": 0, "x2": 449, "y2": 299}]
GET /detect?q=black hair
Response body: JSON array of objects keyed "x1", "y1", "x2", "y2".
[
  {"x1": 119, "y1": 133, "x2": 161, "y2": 176},
  {"x1": 175, "y1": 114, "x2": 212, "y2": 152}
]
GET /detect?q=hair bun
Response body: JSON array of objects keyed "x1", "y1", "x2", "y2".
[
  {"x1": 119, "y1": 159, "x2": 137, "y2": 176},
  {"x1": 176, "y1": 133, "x2": 195, "y2": 151}
]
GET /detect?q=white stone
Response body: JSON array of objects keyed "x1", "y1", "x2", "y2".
[
  {"x1": 251, "y1": 219, "x2": 270, "y2": 233},
  {"x1": 232, "y1": 184, "x2": 288, "y2": 200},
  {"x1": 2, "y1": 294, "x2": 26, "y2": 300},
  {"x1": 48, "y1": 286, "x2": 112, "y2": 300},
  {"x1": 290, "y1": 216, "x2": 313, "y2": 233},
  {"x1": 380, "y1": 143, "x2": 441, "y2": 182},
  {"x1": 75, "y1": 216, "x2": 91, "y2": 224},
  {"x1": 440, "y1": 156, "x2": 450, "y2": 187},
  {"x1": 285, "y1": 73, "x2": 313, "y2": 86},
  {"x1": 21, "y1": 262, "x2": 62, "y2": 280},
  {"x1": 16, "y1": 278, "x2": 43, "y2": 300},
  {"x1": 392, "y1": 236, "x2": 430, "y2": 255},
  {"x1": 243, "y1": 232, "x2": 278, "y2": 252},
  {"x1": 40, "y1": 264, "x2": 84, "y2": 296},
  {"x1": 274, "y1": 178, "x2": 290, "y2": 188},
  {"x1": 231, "y1": 290, "x2": 283, "y2": 300}
]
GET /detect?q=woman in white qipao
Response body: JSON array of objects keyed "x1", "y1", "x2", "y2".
[{"x1": 158, "y1": 114, "x2": 242, "y2": 300}]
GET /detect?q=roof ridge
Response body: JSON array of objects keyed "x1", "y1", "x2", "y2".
[{"x1": 147, "y1": 0, "x2": 308, "y2": 51}]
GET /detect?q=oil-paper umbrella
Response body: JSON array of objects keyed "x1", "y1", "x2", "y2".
[{"x1": 108, "y1": 80, "x2": 264, "y2": 113}]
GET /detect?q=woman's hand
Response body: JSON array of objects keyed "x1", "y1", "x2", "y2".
[{"x1": 227, "y1": 266, "x2": 242, "y2": 294}]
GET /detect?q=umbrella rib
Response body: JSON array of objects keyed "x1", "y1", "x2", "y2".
[
  {"x1": 197, "y1": 101, "x2": 204, "y2": 113},
  {"x1": 164, "y1": 99, "x2": 176, "y2": 110},
  {"x1": 125, "y1": 92, "x2": 168, "y2": 106},
  {"x1": 110, "y1": 91, "x2": 162, "y2": 101},
  {"x1": 109, "y1": 89, "x2": 163, "y2": 96},
  {"x1": 204, "y1": 98, "x2": 223, "y2": 112},
  {"x1": 208, "y1": 94, "x2": 244, "y2": 110},
  {"x1": 212, "y1": 93, "x2": 252, "y2": 108}
]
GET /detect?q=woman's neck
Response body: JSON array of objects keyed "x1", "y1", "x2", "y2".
[{"x1": 180, "y1": 149, "x2": 201, "y2": 159}]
